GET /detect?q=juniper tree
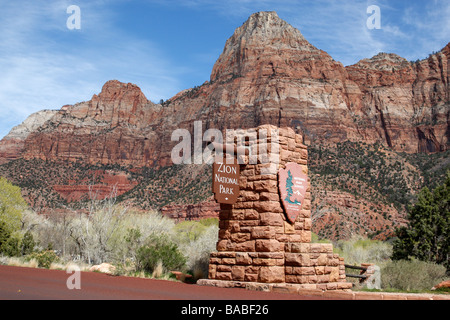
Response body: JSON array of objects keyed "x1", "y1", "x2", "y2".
[{"x1": 392, "y1": 171, "x2": 449, "y2": 270}]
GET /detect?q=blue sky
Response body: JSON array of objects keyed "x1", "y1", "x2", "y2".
[{"x1": 0, "y1": 0, "x2": 449, "y2": 139}]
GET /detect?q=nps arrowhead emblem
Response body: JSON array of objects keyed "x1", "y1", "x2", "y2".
[{"x1": 278, "y1": 162, "x2": 308, "y2": 224}]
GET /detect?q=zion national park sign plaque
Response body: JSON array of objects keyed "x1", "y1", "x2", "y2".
[
  {"x1": 278, "y1": 162, "x2": 308, "y2": 224},
  {"x1": 212, "y1": 160, "x2": 240, "y2": 204}
]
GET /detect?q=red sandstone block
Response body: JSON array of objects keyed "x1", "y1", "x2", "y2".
[
  {"x1": 240, "y1": 219, "x2": 260, "y2": 226},
  {"x1": 315, "y1": 266, "x2": 325, "y2": 275},
  {"x1": 278, "y1": 136, "x2": 288, "y2": 145},
  {"x1": 259, "y1": 192, "x2": 280, "y2": 201},
  {"x1": 254, "y1": 201, "x2": 283, "y2": 213},
  {"x1": 255, "y1": 239, "x2": 282, "y2": 252},
  {"x1": 231, "y1": 265, "x2": 246, "y2": 281},
  {"x1": 234, "y1": 240, "x2": 255, "y2": 252},
  {"x1": 240, "y1": 191, "x2": 259, "y2": 201},
  {"x1": 317, "y1": 274, "x2": 331, "y2": 283},
  {"x1": 337, "y1": 282, "x2": 353, "y2": 290},
  {"x1": 329, "y1": 268, "x2": 340, "y2": 282},
  {"x1": 287, "y1": 243, "x2": 310, "y2": 253},
  {"x1": 245, "y1": 273, "x2": 258, "y2": 282},
  {"x1": 253, "y1": 180, "x2": 278, "y2": 193},
  {"x1": 279, "y1": 127, "x2": 296, "y2": 139},
  {"x1": 244, "y1": 209, "x2": 259, "y2": 220},
  {"x1": 285, "y1": 274, "x2": 302, "y2": 284},
  {"x1": 217, "y1": 240, "x2": 234, "y2": 251},
  {"x1": 259, "y1": 266, "x2": 285, "y2": 283},
  {"x1": 240, "y1": 168, "x2": 255, "y2": 177},
  {"x1": 255, "y1": 252, "x2": 284, "y2": 259},
  {"x1": 245, "y1": 266, "x2": 259, "y2": 274},
  {"x1": 252, "y1": 258, "x2": 284, "y2": 266},
  {"x1": 235, "y1": 252, "x2": 252, "y2": 265},
  {"x1": 316, "y1": 253, "x2": 328, "y2": 266},
  {"x1": 210, "y1": 257, "x2": 221, "y2": 264},
  {"x1": 222, "y1": 258, "x2": 237, "y2": 265},
  {"x1": 232, "y1": 201, "x2": 254, "y2": 210},
  {"x1": 216, "y1": 272, "x2": 233, "y2": 281},
  {"x1": 285, "y1": 253, "x2": 310, "y2": 266},
  {"x1": 259, "y1": 212, "x2": 284, "y2": 226},
  {"x1": 217, "y1": 252, "x2": 236, "y2": 258},
  {"x1": 217, "y1": 265, "x2": 232, "y2": 272},
  {"x1": 251, "y1": 226, "x2": 275, "y2": 239},
  {"x1": 230, "y1": 232, "x2": 251, "y2": 243}
]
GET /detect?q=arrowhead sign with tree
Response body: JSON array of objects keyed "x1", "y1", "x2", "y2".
[{"x1": 278, "y1": 162, "x2": 308, "y2": 224}]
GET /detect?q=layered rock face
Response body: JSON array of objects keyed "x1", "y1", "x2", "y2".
[
  {"x1": 0, "y1": 110, "x2": 58, "y2": 164},
  {"x1": 346, "y1": 49, "x2": 449, "y2": 153},
  {"x1": 21, "y1": 80, "x2": 166, "y2": 166},
  {"x1": 2, "y1": 11, "x2": 448, "y2": 169}
]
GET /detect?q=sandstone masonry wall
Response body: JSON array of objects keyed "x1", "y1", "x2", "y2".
[{"x1": 206, "y1": 125, "x2": 351, "y2": 291}]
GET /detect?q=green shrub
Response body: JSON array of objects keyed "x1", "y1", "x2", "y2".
[
  {"x1": 1, "y1": 235, "x2": 20, "y2": 257},
  {"x1": 136, "y1": 235, "x2": 186, "y2": 275},
  {"x1": 173, "y1": 221, "x2": 207, "y2": 242},
  {"x1": 28, "y1": 250, "x2": 58, "y2": 269},
  {"x1": 21, "y1": 231, "x2": 36, "y2": 256},
  {"x1": 381, "y1": 259, "x2": 447, "y2": 292},
  {"x1": 334, "y1": 236, "x2": 392, "y2": 267}
]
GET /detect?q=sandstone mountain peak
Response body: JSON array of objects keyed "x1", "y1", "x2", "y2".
[
  {"x1": 94, "y1": 80, "x2": 149, "y2": 104},
  {"x1": 211, "y1": 11, "x2": 317, "y2": 82},
  {"x1": 352, "y1": 52, "x2": 410, "y2": 71}
]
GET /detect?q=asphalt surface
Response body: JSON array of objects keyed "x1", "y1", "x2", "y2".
[{"x1": 0, "y1": 265, "x2": 327, "y2": 300}]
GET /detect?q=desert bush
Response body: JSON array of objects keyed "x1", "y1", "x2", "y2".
[
  {"x1": 381, "y1": 259, "x2": 447, "y2": 291},
  {"x1": 136, "y1": 234, "x2": 186, "y2": 275},
  {"x1": 173, "y1": 218, "x2": 218, "y2": 243},
  {"x1": 334, "y1": 236, "x2": 392, "y2": 267},
  {"x1": 109, "y1": 210, "x2": 175, "y2": 265},
  {"x1": 27, "y1": 250, "x2": 59, "y2": 269},
  {"x1": 178, "y1": 223, "x2": 218, "y2": 279}
]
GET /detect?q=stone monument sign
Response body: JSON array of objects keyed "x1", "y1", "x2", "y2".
[{"x1": 199, "y1": 125, "x2": 351, "y2": 292}]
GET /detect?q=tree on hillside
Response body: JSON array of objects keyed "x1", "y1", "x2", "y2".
[
  {"x1": 0, "y1": 177, "x2": 28, "y2": 255},
  {"x1": 392, "y1": 171, "x2": 449, "y2": 270},
  {"x1": 0, "y1": 177, "x2": 27, "y2": 232}
]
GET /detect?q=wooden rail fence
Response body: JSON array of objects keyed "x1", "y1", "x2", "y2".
[{"x1": 344, "y1": 264, "x2": 368, "y2": 279}]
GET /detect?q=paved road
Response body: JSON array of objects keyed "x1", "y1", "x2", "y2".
[{"x1": 0, "y1": 265, "x2": 328, "y2": 300}]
